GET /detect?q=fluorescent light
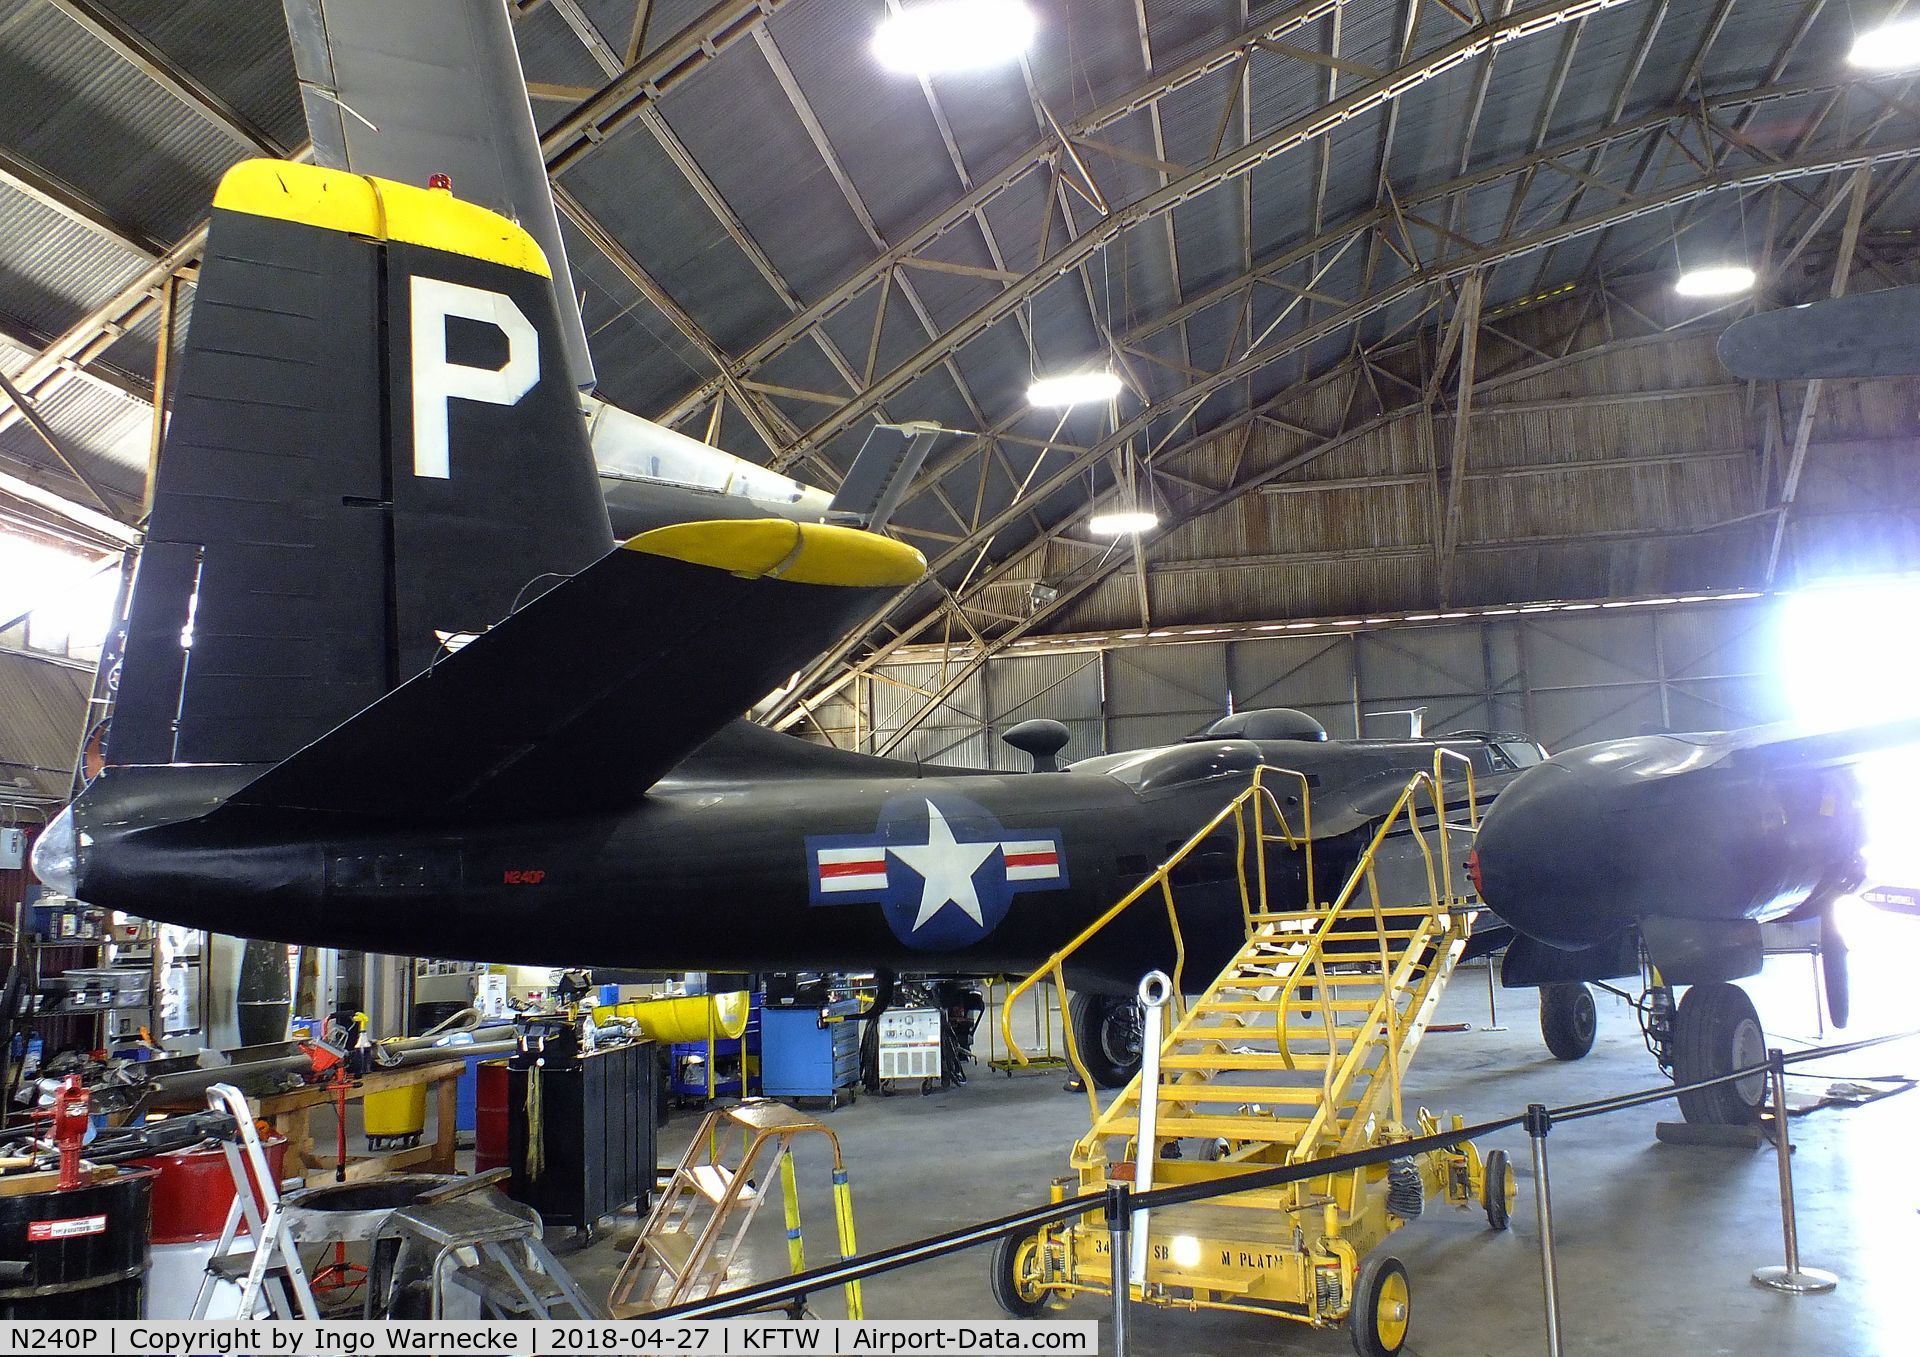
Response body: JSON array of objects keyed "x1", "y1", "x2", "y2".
[
  {"x1": 1674, "y1": 264, "x2": 1755, "y2": 297},
  {"x1": 1028, "y1": 369, "x2": 1123, "y2": 407},
  {"x1": 873, "y1": 0, "x2": 1035, "y2": 75},
  {"x1": 1088, "y1": 510, "x2": 1159, "y2": 536},
  {"x1": 1849, "y1": 19, "x2": 1920, "y2": 69}
]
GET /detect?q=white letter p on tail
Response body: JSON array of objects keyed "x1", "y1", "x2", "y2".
[{"x1": 409, "y1": 276, "x2": 539, "y2": 479}]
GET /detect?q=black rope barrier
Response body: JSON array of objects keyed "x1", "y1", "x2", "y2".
[{"x1": 653, "y1": 1023, "x2": 1919, "y2": 1319}]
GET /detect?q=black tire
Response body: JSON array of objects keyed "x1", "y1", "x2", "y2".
[
  {"x1": 1539, "y1": 983, "x2": 1597, "y2": 1061},
  {"x1": 1348, "y1": 1253, "x2": 1410, "y2": 1357},
  {"x1": 1672, "y1": 981, "x2": 1767, "y2": 1125},
  {"x1": 989, "y1": 1231, "x2": 1051, "y2": 1318},
  {"x1": 1482, "y1": 1148, "x2": 1512, "y2": 1231},
  {"x1": 1068, "y1": 993, "x2": 1143, "y2": 1090}
]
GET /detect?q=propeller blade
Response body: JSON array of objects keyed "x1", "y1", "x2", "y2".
[
  {"x1": 1717, "y1": 286, "x2": 1920, "y2": 379},
  {"x1": 1820, "y1": 906, "x2": 1850, "y2": 1030}
]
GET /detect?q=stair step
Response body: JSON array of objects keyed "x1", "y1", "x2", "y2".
[
  {"x1": 683, "y1": 1164, "x2": 754, "y2": 1206},
  {"x1": 1096, "y1": 1113, "x2": 1315, "y2": 1142},
  {"x1": 1150, "y1": 1083, "x2": 1330, "y2": 1104},
  {"x1": 205, "y1": 1251, "x2": 289, "y2": 1281},
  {"x1": 1161, "y1": 1051, "x2": 1343, "y2": 1071},
  {"x1": 644, "y1": 1230, "x2": 698, "y2": 1277},
  {"x1": 1203, "y1": 997, "x2": 1382, "y2": 1012}
]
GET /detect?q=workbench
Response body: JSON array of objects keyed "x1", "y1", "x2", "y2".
[{"x1": 153, "y1": 1059, "x2": 466, "y2": 1183}]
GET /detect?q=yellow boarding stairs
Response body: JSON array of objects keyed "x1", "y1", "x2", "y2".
[
  {"x1": 995, "y1": 754, "x2": 1516, "y2": 1357},
  {"x1": 608, "y1": 1100, "x2": 862, "y2": 1319}
]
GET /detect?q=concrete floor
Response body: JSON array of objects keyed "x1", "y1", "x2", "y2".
[{"x1": 562, "y1": 949, "x2": 1918, "y2": 1357}]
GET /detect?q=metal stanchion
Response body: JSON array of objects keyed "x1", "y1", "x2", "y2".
[
  {"x1": 1752, "y1": 1048, "x2": 1838, "y2": 1294},
  {"x1": 1105, "y1": 1184, "x2": 1132, "y2": 1357},
  {"x1": 1526, "y1": 1104, "x2": 1563, "y2": 1357},
  {"x1": 1483, "y1": 955, "x2": 1506, "y2": 1031},
  {"x1": 1128, "y1": 971, "x2": 1171, "y2": 1288}
]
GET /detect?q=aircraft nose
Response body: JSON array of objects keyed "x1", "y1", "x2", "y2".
[
  {"x1": 30, "y1": 804, "x2": 79, "y2": 897},
  {"x1": 1473, "y1": 762, "x2": 1616, "y2": 948}
]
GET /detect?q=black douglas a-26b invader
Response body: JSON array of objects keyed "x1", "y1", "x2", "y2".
[{"x1": 32, "y1": 159, "x2": 1919, "y2": 1126}]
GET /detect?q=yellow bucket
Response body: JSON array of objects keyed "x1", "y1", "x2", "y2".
[
  {"x1": 628, "y1": 992, "x2": 750, "y2": 1043},
  {"x1": 363, "y1": 1083, "x2": 428, "y2": 1138}
]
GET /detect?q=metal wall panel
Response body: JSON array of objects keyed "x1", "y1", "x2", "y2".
[{"x1": 838, "y1": 596, "x2": 1782, "y2": 767}]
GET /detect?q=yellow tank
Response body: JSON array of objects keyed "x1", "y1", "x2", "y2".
[
  {"x1": 622, "y1": 991, "x2": 750, "y2": 1043},
  {"x1": 363, "y1": 1083, "x2": 428, "y2": 1140}
]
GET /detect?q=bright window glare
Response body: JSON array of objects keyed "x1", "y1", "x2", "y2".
[
  {"x1": 1028, "y1": 369, "x2": 1123, "y2": 407},
  {"x1": 872, "y1": 0, "x2": 1036, "y2": 75},
  {"x1": 1674, "y1": 264, "x2": 1756, "y2": 297},
  {"x1": 0, "y1": 533, "x2": 117, "y2": 659},
  {"x1": 1781, "y1": 578, "x2": 1920, "y2": 887},
  {"x1": 1849, "y1": 19, "x2": 1920, "y2": 70}
]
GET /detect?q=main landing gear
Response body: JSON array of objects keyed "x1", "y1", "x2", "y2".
[
  {"x1": 1605, "y1": 973, "x2": 1766, "y2": 1125},
  {"x1": 1067, "y1": 993, "x2": 1143, "y2": 1089}
]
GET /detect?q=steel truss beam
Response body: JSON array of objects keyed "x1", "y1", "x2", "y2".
[
  {"x1": 667, "y1": 0, "x2": 1645, "y2": 454},
  {"x1": 766, "y1": 133, "x2": 1913, "y2": 738}
]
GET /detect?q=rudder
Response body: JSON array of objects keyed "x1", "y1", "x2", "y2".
[{"x1": 110, "y1": 160, "x2": 611, "y2": 767}]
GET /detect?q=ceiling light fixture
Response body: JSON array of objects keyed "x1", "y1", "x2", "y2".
[
  {"x1": 1849, "y1": 18, "x2": 1920, "y2": 69},
  {"x1": 1027, "y1": 369, "x2": 1123, "y2": 407},
  {"x1": 1674, "y1": 264, "x2": 1756, "y2": 297},
  {"x1": 1088, "y1": 509, "x2": 1160, "y2": 536},
  {"x1": 872, "y1": 0, "x2": 1036, "y2": 76}
]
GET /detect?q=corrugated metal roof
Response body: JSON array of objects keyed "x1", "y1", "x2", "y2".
[
  {"x1": 0, "y1": 0, "x2": 1911, "y2": 644},
  {"x1": 0, "y1": 647, "x2": 89, "y2": 803}
]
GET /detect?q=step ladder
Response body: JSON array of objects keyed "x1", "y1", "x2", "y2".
[
  {"x1": 608, "y1": 1099, "x2": 862, "y2": 1318},
  {"x1": 191, "y1": 1082, "x2": 321, "y2": 1321},
  {"x1": 997, "y1": 753, "x2": 1514, "y2": 1340},
  {"x1": 379, "y1": 1192, "x2": 599, "y2": 1319}
]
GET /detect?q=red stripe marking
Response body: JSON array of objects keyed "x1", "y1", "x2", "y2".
[
  {"x1": 1003, "y1": 852, "x2": 1057, "y2": 869},
  {"x1": 820, "y1": 859, "x2": 886, "y2": 879}
]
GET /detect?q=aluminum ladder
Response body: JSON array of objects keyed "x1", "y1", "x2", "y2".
[{"x1": 191, "y1": 1082, "x2": 321, "y2": 1320}]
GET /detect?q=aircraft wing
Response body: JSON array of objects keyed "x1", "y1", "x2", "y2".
[
  {"x1": 1722, "y1": 716, "x2": 1920, "y2": 771},
  {"x1": 1716, "y1": 285, "x2": 1920, "y2": 380},
  {"x1": 223, "y1": 521, "x2": 924, "y2": 820}
]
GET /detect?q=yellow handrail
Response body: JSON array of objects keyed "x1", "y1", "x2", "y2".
[{"x1": 999, "y1": 765, "x2": 1310, "y2": 1121}]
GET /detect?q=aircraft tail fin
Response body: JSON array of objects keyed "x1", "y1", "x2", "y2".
[
  {"x1": 109, "y1": 159, "x2": 612, "y2": 769},
  {"x1": 223, "y1": 518, "x2": 925, "y2": 820}
]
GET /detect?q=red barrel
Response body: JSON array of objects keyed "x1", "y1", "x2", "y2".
[
  {"x1": 474, "y1": 1060, "x2": 509, "y2": 1174},
  {"x1": 134, "y1": 1137, "x2": 288, "y2": 1244}
]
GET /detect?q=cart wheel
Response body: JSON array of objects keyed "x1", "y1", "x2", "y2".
[
  {"x1": 1483, "y1": 1148, "x2": 1513, "y2": 1231},
  {"x1": 921, "y1": 1078, "x2": 936, "y2": 1095},
  {"x1": 989, "y1": 1230, "x2": 1055, "y2": 1318},
  {"x1": 1348, "y1": 1253, "x2": 1410, "y2": 1357}
]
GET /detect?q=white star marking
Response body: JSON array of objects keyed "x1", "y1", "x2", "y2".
[{"x1": 887, "y1": 801, "x2": 1000, "y2": 931}]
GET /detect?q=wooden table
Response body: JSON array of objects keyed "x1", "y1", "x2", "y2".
[{"x1": 156, "y1": 1059, "x2": 467, "y2": 1184}]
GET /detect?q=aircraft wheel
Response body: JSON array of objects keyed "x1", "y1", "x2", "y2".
[
  {"x1": 1673, "y1": 981, "x2": 1767, "y2": 1125},
  {"x1": 1539, "y1": 983, "x2": 1597, "y2": 1060},
  {"x1": 1068, "y1": 993, "x2": 1143, "y2": 1089},
  {"x1": 989, "y1": 1230, "x2": 1055, "y2": 1318},
  {"x1": 1482, "y1": 1148, "x2": 1513, "y2": 1231},
  {"x1": 1347, "y1": 1253, "x2": 1410, "y2": 1357}
]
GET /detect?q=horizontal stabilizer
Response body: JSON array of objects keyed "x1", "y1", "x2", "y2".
[{"x1": 226, "y1": 520, "x2": 924, "y2": 819}]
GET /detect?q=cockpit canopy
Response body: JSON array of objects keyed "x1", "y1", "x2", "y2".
[{"x1": 1190, "y1": 708, "x2": 1329, "y2": 742}]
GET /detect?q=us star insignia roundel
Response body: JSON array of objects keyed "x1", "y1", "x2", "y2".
[{"x1": 807, "y1": 793, "x2": 1069, "y2": 949}]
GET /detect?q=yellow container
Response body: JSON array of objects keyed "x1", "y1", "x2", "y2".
[
  {"x1": 629, "y1": 992, "x2": 750, "y2": 1043},
  {"x1": 363, "y1": 1083, "x2": 428, "y2": 1138}
]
